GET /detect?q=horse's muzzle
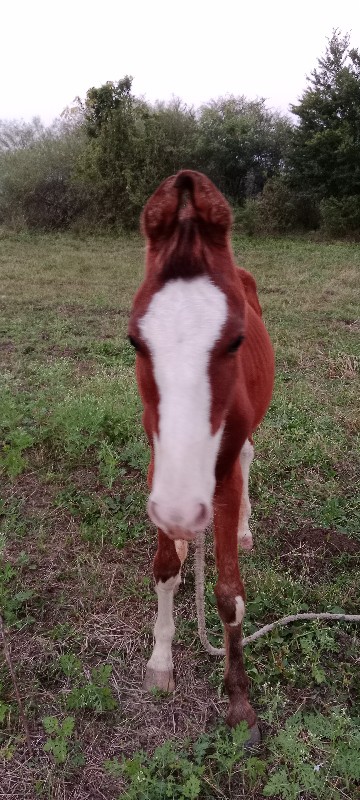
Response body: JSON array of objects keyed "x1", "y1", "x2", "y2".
[{"x1": 147, "y1": 499, "x2": 210, "y2": 540}]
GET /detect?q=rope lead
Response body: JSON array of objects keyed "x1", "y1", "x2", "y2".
[{"x1": 194, "y1": 530, "x2": 360, "y2": 655}]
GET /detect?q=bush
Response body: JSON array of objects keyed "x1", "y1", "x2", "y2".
[
  {"x1": 320, "y1": 195, "x2": 360, "y2": 237},
  {"x1": 233, "y1": 200, "x2": 261, "y2": 236},
  {"x1": 22, "y1": 174, "x2": 84, "y2": 230},
  {"x1": 258, "y1": 179, "x2": 299, "y2": 234},
  {"x1": 234, "y1": 179, "x2": 319, "y2": 236},
  {"x1": 0, "y1": 121, "x2": 86, "y2": 230}
]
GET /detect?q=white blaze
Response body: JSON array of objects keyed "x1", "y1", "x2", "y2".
[{"x1": 139, "y1": 277, "x2": 227, "y2": 528}]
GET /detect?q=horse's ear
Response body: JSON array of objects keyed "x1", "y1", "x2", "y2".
[
  {"x1": 141, "y1": 175, "x2": 180, "y2": 242},
  {"x1": 142, "y1": 171, "x2": 232, "y2": 244},
  {"x1": 174, "y1": 171, "x2": 232, "y2": 235}
]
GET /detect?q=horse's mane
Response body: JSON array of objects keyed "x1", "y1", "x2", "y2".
[{"x1": 160, "y1": 215, "x2": 213, "y2": 281}]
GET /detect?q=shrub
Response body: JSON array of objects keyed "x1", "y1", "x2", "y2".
[
  {"x1": 22, "y1": 174, "x2": 84, "y2": 230},
  {"x1": 233, "y1": 199, "x2": 262, "y2": 236},
  {"x1": 320, "y1": 195, "x2": 360, "y2": 237},
  {"x1": 0, "y1": 121, "x2": 86, "y2": 230},
  {"x1": 258, "y1": 179, "x2": 298, "y2": 234},
  {"x1": 234, "y1": 179, "x2": 322, "y2": 236}
]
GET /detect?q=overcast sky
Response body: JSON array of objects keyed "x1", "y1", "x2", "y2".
[{"x1": 2, "y1": 0, "x2": 359, "y2": 123}]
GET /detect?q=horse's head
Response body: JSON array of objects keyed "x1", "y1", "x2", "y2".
[{"x1": 129, "y1": 171, "x2": 247, "y2": 541}]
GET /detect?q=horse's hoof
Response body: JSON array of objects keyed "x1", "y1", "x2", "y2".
[
  {"x1": 226, "y1": 706, "x2": 261, "y2": 748},
  {"x1": 245, "y1": 723, "x2": 261, "y2": 748},
  {"x1": 142, "y1": 667, "x2": 175, "y2": 693}
]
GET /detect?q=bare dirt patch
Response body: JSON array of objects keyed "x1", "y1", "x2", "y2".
[
  {"x1": 0, "y1": 340, "x2": 15, "y2": 351},
  {"x1": 4, "y1": 471, "x2": 58, "y2": 515},
  {"x1": 274, "y1": 525, "x2": 360, "y2": 579},
  {"x1": 334, "y1": 318, "x2": 360, "y2": 332},
  {"x1": 45, "y1": 346, "x2": 98, "y2": 375},
  {"x1": 0, "y1": 340, "x2": 17, "y2": 366}
]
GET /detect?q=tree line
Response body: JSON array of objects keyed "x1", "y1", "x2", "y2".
[{"x1": 0, "y1": 30, "x2": 359, "y2": 237}]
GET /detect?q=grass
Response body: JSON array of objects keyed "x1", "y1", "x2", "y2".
[{"x1": 0, "y1": 230, "x2": 359, "y2": 798}]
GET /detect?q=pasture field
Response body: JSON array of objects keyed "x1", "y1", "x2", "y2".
[{"x1": 0, "y1": 231, "x2": 359, "y2": 799}]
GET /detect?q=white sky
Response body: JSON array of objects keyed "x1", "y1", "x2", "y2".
[{"x1": 1, "y1": 0, "x2": 359, "y2": 123}]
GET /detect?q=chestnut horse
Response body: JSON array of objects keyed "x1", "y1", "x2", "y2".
[{"x1": 128, "y1": 170, "x2": 274, "y2": 743}]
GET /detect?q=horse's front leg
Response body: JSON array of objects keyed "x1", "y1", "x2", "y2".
[
  {"x1": 213, "y1": 460, "x2": 260, "y2": 744},
  {"x1": 143, "y1": 530, "x2": 187, "y2": 693}
]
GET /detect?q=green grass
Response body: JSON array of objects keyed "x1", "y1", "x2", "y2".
[{"x1": 0, "y1": 231, "x2": 359, "y2": 798}]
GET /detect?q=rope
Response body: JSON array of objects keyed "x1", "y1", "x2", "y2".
[{"x1": 194, "y1": 530, "x2": 360, "y2": 656}]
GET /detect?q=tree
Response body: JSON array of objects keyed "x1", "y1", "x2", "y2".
[
  {"x1": 0, "y1": 117, "x2": 45, "y2": 152},
  {"x1": 288, "y1": 30, "x2": 360, "y2": 199},
  {"x1": 78, "y1": 80, "x2": 200, "y2": 227},
  {"x1": 76, "y1": 77, "x2": 140, "y2": 226},
  {"x1": 196, "y1": 96, "x2": 291, "y2": 204},
  {"x1": 128, "y1": 99, "x2": 199, "y2": 205},
  {"x1": 81, "y1": 76, "x2": 134, "y2": 139}
]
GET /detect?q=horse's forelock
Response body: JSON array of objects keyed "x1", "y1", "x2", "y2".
[
  {"x1": 159, "y1": 217, "x2": 210, "y2": 281},
  {"x1": 143, "y1": 171, "x2": 233, "y2": 281}
]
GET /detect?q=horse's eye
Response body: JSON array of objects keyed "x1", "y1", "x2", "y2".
[
  {"x1": 228, "y1": 335, "x2": 244, "y2": 353},
  {"x1": 128, "y1": 335, "x2": 140, "y2": 351}
]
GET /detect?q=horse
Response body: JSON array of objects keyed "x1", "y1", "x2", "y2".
[{"x1": 128, "y1": 170, "x2": 274, "y2": 744}]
